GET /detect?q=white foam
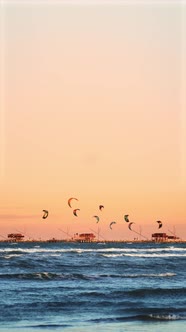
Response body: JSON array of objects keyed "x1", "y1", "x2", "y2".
[
  {"x1": 149, "y1": 314, "x2": 179, "y2": 320},
  {"x1": 101, "y1": 253, "x2": 186, "y2": 258},
  {"x1": 4, "y1": 254, "x2": 22, "y2": 259},
  {"x1": 124, "y1": 253, "x2": 186, "y2": 257},
  {"x1": 0, "y1": 246, "x2": 186, "y2": 255}
]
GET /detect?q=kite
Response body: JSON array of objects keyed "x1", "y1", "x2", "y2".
[
  {"x1": 42, "y1": 210, "x2": 48, "y2": 219},
  {"x1": 99, "y1": 205, "x2": 104, "y2": 211},
  {"x1": 68, "y1": 197, "x2": 78, "y2": 208},
  {"x1": 128, "y1": 222, "x2": 135, "y2": 231},
  {"x1": 156, "y1": 220, "x2": 162, "y2": 229},
  {"x1": 73, "y1": 209, "x2": 80, "y2": 217},
  {"x1": 109, "y1": 221, "x2": 116, "y2": 230},
  {"x1": 124, "y1": 215, "x2": 130, "y2": 223},
  {"x1": 93, "y1": 215, "x2": 100, "y2": 223}
]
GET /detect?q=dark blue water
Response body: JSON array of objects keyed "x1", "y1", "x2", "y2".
[{"x1": 0, "y1": 241, "x2": 186, "y2": 331}]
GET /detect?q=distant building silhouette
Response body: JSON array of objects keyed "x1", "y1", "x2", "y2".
[
  {"x1": 7, "y1": 233, "x2": 24, "y2": 241},
  {"x1": 74, "y1": 233, "x2": 96, "y2": 242},
  {"x1": 152, "y1": 232, "x2": 179, "y2": 242}
]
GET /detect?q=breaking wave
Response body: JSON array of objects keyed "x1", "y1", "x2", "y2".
[
  {"x1": 0, "y1": 247, "x2": 186, "y2": 254},
  {"x1": 0, "y1": 272, "x2": 178, "y2": 281},
  {"x1": 89, "y1": 313, "x2": 186, "y2": 323},
  {"x1": 101, "y1": 253, "x2": 186, "y2": 258}
]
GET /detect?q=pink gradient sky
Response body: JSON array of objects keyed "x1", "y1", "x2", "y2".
[{"x1": 0, "y1": 1, "x2": 186, "y2": 240}]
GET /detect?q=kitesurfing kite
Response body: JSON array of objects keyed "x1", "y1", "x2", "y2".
[
  {"x1": 73, "y1": 209, "x2": 80, "y2": 217},
  {"x1": 93, "y1": 215, "x2": 100, "y2": 223},
  {"x1": 68, "y1": 197, "x2": 78, "y2": 208},
  {"x1": 156, "y1": 220, "x2": 162, "y2": 229},
  {"x1": 124, "y1": 215, "x2": 130, "y2": 223},
  {"x1": 99, "y1": 205, "x2": 104, "y2": 211},
  {"x1": 109, "y1": 221, "x2": 116, "y2": 230},
  {"x1": 128, "y1": 222, "x2": 135, "y2": 231},
  {"x1": 42, "y1": 210, "x2": 48, "y2": 219}
]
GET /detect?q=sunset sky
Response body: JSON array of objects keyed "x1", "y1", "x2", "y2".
[{"x1": 0, "y1": 0, "x2": 186, "y2": 241}]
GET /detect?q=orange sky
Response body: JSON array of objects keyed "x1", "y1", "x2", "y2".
[{"x1": 0, "y1": 1, "x2": 186, "y2": 240}]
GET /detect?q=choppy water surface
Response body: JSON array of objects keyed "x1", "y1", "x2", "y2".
[{"x1": 0, "y1": 241, "x2": 185, "y2": 331}]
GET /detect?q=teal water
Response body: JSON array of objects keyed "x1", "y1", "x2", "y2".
[{"x1": 0, "y1": 242, "x2": 185, "y2": 331}]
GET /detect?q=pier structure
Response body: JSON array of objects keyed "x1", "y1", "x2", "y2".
[
  {"x1": 7, "y1": 233, "x2": 25, "y2": 241},
  {"x1": 152, "y1": 232, "x2": 180, "y2": 242}
]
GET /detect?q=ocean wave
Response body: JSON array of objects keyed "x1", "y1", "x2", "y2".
[
  {"x1": 123, "y1": 287, "x2": 186, "y2": 297},
  {"x1": 101, "y1": 253, "x2": 186, "y2": 258},
  {"x1": 3, "y1": 254, "x2": 23, "y2": 259},
  {"x1": 148, "y1": 314, "x2": 181, "y2": 320},
  {"x1": 0, "y1": 247, "x2": 186, "y2": 254},
  {"x1": 83, "y1": 287, "x2": 186, "y2": 299},
  {"x1": 0, "y1": 272, "x2": 178, "y2": 281},
  {"x1": 89, "y1": 313, "x2": 186, "y2": 323},
  {"x1": 100, "y1": 272, "x2": 176, "y2": 278},
  {"x1": 27, "y1": 324, "x2": 71, "y2": 328},
  {"x1": 0, "y1": 272, "x2": 100, "y2": 281}
]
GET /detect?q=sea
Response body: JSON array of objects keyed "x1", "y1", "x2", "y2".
[{"x1": 0, "y1": 241, "x2": 186, "y2": 332}]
